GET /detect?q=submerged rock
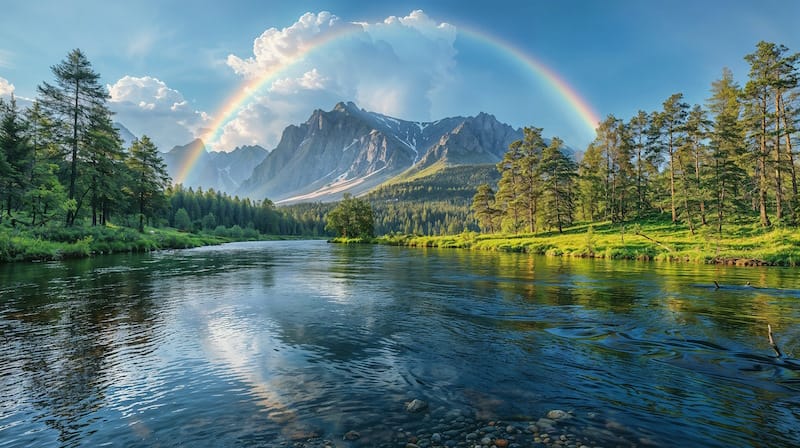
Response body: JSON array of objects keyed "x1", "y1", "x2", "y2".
[
  {"x1": 343, "y1": 430, "x2": 360, "y2": 440},
  {"x1": 406, "y1": 399, "x2": 429, "y2": 413},
  {"x1": 546, "y1": 409, "x2": 569, "y2": 420}
]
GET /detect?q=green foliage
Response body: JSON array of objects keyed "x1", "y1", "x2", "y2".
[
  {"x1": 174, "y1": 208, "x2": 192, "y2": 231},
  {"x1": 167, "y1": 184, "x2": 308, "y2": 236},
  {"x1": 126, "y1": 136, "x2": 170, "y2": 232},
  {"x1": 325, "y1": 193, "x2": 374, "y2": 238}
]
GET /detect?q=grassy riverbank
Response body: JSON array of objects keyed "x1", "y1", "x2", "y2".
[
  {"x1": 0, "y1": 223, "x2": 299, "y2": 263},
  {"x1": 339, "y1": 220, "x2": 800, "y2": 266}
]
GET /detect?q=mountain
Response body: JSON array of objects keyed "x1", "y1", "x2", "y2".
[
  {"x1": 237, "y1": 102, "x2": 522, "y2": 203},
  {"x1": 113, "y1": 122, "x2": 137, "y2": 148},
  {"x1": 162, "y1": 140, "x2": 268, "y2": 194}
]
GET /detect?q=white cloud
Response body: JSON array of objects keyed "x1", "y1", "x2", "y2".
[
  {"x1": 0, "y1": 77, "x2": 14, "y2": 97},
  {"x1": 269, "y1": 69, "x2": 329, "y2": 94},
  {"x1": 226, "y1": 11, "x2": 360, "y2": 78},
  {"x1": 108, "y1": 75, "x2": 210, "y2": 150},
  {"x1": 214, "y1": 10, "x2": 458, "y2": 150}
]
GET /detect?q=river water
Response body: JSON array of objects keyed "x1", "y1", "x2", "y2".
[{"x1": 1, "y1": 240, "x2": 799, "y2": 447}]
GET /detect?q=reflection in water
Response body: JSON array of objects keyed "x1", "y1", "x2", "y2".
[{"x1": 1, "y1": 241, "x2": 800, "y2": 447}]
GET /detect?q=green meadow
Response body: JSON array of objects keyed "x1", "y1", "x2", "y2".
[{"x1": 361, "y1": 220, "x2": 800, "y2": 267}]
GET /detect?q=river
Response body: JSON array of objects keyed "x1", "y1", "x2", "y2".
[{"x1": 1, "y1": 240, "x2": 799, "y2": 447}]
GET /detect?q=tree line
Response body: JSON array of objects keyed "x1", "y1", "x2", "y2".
[
  {"x1": 167, "y1": 185, "x2": 307, "y2": 236},
  {"x1": 474, "y1": 41, "x2": 800, "y2": 236},
  {"x1": 0, "y1": 49, "x2": 300, "y2": 236},
  {"x1": 0, "y1": 49, "x2": 172, "y2": 231}
]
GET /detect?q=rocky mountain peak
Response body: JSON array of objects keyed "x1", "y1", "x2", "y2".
[{"x1": 236, "y1": 102, "x2": 523, "y2": 203}]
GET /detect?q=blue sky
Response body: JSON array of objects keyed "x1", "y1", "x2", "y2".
[{"x1": 2, "y1": 1, "x2": 799, "y2": 151}]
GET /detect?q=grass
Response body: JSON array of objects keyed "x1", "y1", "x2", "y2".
[
  {"x1": 0, "y1": 221, "x2": 305, "y2": 263},
  {"x1": 370, "y1": 219, "x2": 800, "y2": 267}
]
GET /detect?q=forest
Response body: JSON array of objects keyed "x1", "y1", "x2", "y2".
[
  {"x1": 472, "y1": 41, "x2": 800, "y2": 237},
  {"x1": 0, "y1": 49, "x2": 309, "y2": 261}
]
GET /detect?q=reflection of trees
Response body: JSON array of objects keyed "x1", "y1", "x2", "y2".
[{"x1": 0, "y1": 253, "x2": 163, "y2": 444}]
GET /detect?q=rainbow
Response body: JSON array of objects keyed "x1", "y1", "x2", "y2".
[
  {"x1": 175, "y1": 21, "x2": 601, "y2": 185},
  {"x1": 458, "y1": 27, "x2": 601, "y2": 133}
]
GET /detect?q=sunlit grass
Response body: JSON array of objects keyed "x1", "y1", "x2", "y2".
[{"x1": 373, "y1": 219, "x2": 800, "y2": 266}]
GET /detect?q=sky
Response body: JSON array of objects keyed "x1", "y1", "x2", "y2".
[{"x1": 2, "y1": 0, "x2": 799, "y2": 152}]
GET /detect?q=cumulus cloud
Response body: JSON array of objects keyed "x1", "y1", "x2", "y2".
[
  {"x1": 226, "y1": 11, "x2": 359, "y2": 78},
  {"x1": 269, "y1": 69, "x2": 329, "y2": 94},
  {"x1": 214, "y1": 10, "x2": 458, "y2": 150},
  {"x1": 108, "y1": 75, "x2": 210, "y2": 150},
  {"x1": 0, "y1": 77, "x2": 15, "y2": 97}
]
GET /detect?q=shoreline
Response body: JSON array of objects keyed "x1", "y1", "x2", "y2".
[
  {"x1": 332, "y1": 221, "x2": 800, "y2": 267},
  {"x1": 0, "y1": 226, "x2": 312, "y2": 264}
]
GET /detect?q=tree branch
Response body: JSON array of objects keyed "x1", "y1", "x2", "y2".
[{"x1": 768, "y1": 324, "x2": 783, "y2": 358}]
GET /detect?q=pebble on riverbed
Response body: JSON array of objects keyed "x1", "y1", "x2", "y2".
[{"x1": 292, "y1": 406, "x2": 647, "y2": 448}]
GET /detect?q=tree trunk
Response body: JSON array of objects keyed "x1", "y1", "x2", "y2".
[
  {"x1": 694, "y1": 145, "x2": 706, "y2": 225},
  {"x1": 67, "y1": 77, "x2": 80, "y2": 226},
  {"x1": 778, "y1": 94, "x2": 798, "y2": 223},
  {"x1": 759, "y1": 96, "x2": 771, "y2": 227},
  {"x1": 669, "y1": 149, "x2": 677, "y2": 223},
  {"x1": 774, "y1": 92, "x2": 783, "y2": 223}
]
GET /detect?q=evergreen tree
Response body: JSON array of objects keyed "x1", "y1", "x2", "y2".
[
  {"x1": 706, "y1": 68, "x2": 750, "y2": 235},
  {"x1": 83, "y1": 104, "x2": 126, "y2": 226},
  {"x1": 0, "y1": 95, "x2": 31, "y2": 216},
  {"x1": 577, "y1": 142, "x2": 605, "y2": 221},
  {"x1": 125, "y1": 136, "x2": 170, "y2": 232},
  {"x1": 23, "y1": 101, "x2": 66, "y2": 225},
  {"x1": 628, "y1": 110, "x2": 658, "y2": 218},
  {"x1": 37, "y1": 48, "x2": 108, "y2": 225},
  {"x1": 540, "y1": 137, "x2": 578, "y2": 232},
  {"x1": 495, "y1": 138, "x2": 525, "y2": 232},
  {"x1": 471, "y1": 183, "x2": 499, "y2": 233},
  {"x1": 743, "y1": 41, "x2": 799, "y2": 225},
  {"x1": 653, "y1": 93, "x2": 689, "y2": 223}
]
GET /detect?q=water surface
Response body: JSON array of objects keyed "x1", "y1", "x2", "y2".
[{"x1": 1, "y1": 240, "x2": 799, "y2": 447}]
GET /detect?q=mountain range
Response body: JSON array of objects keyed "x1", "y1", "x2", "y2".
[{"x1": 156, "y1": 101, "x2": 533, "y2": 202}]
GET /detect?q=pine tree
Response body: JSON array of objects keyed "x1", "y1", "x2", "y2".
[
  {"x1": 653, "y1": 93, "x2": 689, "y2": 223},
  {"x1": 494, "y1": 127, "x2": 546, "y2": 233},
  {"x1": 83, "y1": 104, "x2": 126, "y2": 225},
  {"x1": 0, "y1": 95, "x2": 31, "y2": 216},
  {"x1": 628, "y1": 111, "x2": 653, "y2": 218},
  {"x1": 125, "y1": 136, "x2": 170, "y2": 232},
  {"x1": 495, "y1": 139, "x2": 525, "y2": 232},
  {"x1": 577, "y1": 142, "x2": 606, "y2": 221},
  {"x1": 23, "y1": 100, "x2": 67, "y2": 225},
  {"x1": 471, "y1": 183, "x2": 499, "y2": 233},
  {"x1": 682, "y1": 105, "x2": 712, "y2": 228},
  {"x1": 540, "y1": 137, "x2": 578, "y2": 232},
  {"x1": 706, "y1": 68, "x2": 750, "y2": 235},
  {"x1": 37, "y1": 49, "x2": 108, "y2": 225}
]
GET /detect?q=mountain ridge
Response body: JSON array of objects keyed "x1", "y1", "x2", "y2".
[{"x1": 237, "y1": 101, "x2": 523, "y2": 203}]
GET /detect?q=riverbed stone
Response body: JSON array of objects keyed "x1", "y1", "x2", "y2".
[
  {"x1": 343, "y1": 430, "x2": 360, "y2": 441},
  {"x1": 431, "y1": 433, "x2": 442, "y2": 443},
  {"x1": 407, "y1": 399, "x2": 429, "y2": 413},
  {"x1": 546, "y1": 410, "x2": 569, "y2": 420}
]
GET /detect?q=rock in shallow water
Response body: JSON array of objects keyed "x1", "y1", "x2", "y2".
[
  {"x1": 407, "y1": 399, "x2": 429, "y2": 413},
  {"x1": 343, "y1": 430, "x2": 360, "y2": 441},
  {"x1": 546, "y1": 410, "x2": 569, "y2": 420}
]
